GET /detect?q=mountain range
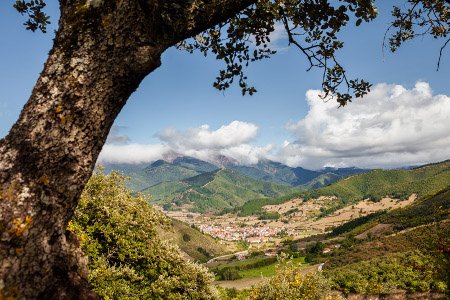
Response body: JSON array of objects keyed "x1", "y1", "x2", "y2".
[
  {"x1": 103, "y1": 156, "x2": 370, "y2": 212},
  {"x1": 103, "y1": 155, "x2": 369, "y2": 190}
]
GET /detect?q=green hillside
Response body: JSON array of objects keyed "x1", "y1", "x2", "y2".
[
  {"x1": 229, "y1": 160, "x2": 306, "y2": 186},
  {"x1": 142, "y1": 181, "x2": 190, "y2": 204},
  {"x1": 300, "y1": 172, "x2": 341, "y2": 189},
  {"x1": 292, "y1": 187, "x2": 450, "y2": 296},
  {"x1": 172, "y1": 156, "x2": 218, "y2": 173},
  {"x1": 142, "y1": 169, "x2": 298, "y2": 213},
  {"x1": 228, "y1": 160, "x2": 368, "y2": 187},
  {"x1": 140, "y1": 160, "x2": 200, "y2": 187},
  {"x1": 380, "y1": 187, "x2": 450, "y2": 230},
  {"x1": 183, "y1": 170, "x2": 220, "y2": 186},
  {"x1": 306, "y1": 159, "x2": 450, "y2": 213},
  {"x1": 159, "y1": 219, "x2": 229, "y2": 263},
  {"x1": 103, "y1": 160, "x2": 201, "y2": 191},
  {"x1": 331, "y1": 186, "x2": 450, "y2": 238},
  {"x1": 236, "y1": 160, "x2": 450, "y2": 216},
  {"x1": 102, "y1": 163, "x2": 153, "y2": 191}
]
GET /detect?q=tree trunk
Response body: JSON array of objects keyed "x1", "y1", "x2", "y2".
[
  {"x1": 0, "y1": 0, "x2": 255, "y2": 298},
  {"x1": 0, "y1": 1, "x2": 165, "y2": 298}
]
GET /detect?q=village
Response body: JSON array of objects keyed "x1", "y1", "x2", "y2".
[{"x1": 198, "y1": 224, "x2": 283, "y2": 243}]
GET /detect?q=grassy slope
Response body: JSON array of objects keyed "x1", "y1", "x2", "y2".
[
  {"x1": 140, "y1": 162, "x2": 200, "y2": 187},
  {"x1": 300, "y1": 172, "x2": 341, "y2": 189},
  {"x1": 211, "y1": 256, "x2": 307, "y2": 279},
  {"x1": 238, "y1": 257, "x2": 306, "y2": 278},
  {"x1": 319, "y1": 220, "x2": 450, "y2": 294},
  {"x1": 159, "y1": 219, "x2": 228, "y2": 263},
  {"x1": 309, "y1": 160, "x2": 450, "y2": 204},
  {"x1": 293, "y1": 186, "x2": 450, "y2": 295},
  {"x1": 141, "y1": 181, "x2": 189, "y2": 204},
  {"x1": 187, "y1": 170, "x2": 298, "y2": 212},
  {"x1": 236, "y1": 160, "x2": 450, "y2": 216},
  {"x1": 229, "y1": 161, "x2": 313, "y2": 186},
  {"x1": 127, "y1": 165, "x2": 197, "y2": 191},
  {"x1": 172, "y1": 156, "x2": 219, "y2": 173},
  {"x1": 144, "y1": 169, "x2": 298, "y2": 213},
  {"x1": 304, "y1": 186, "x2": 450, "y2": 270},
  {"x1": 380, "y1": 186, "x2": 450, "y2": 230},
  {"x1": 330, "y1": 186, "x2": 450, "y2": 238},
  {"x1": 322, "y1": 222, "x2": 450, "y2": 269}
]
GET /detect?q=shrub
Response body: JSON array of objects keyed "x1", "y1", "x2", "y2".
[
  {"x1": 198, "y1": 247, "x2": 212, "y2": 258},
  {"x1": 326, "y1": 250, "x2": 449, "y2": 295},
  {"x1": 216, "y1": 267, "x2": 242, "y2": 281},
  {"x1": 183, "y1": 233, "x2": 191, "y2": 242},
  {"x1": 248, "y1": 260, "x2": 342, "y2": 299},
  {"x1": 258, "y1": 211, "x2": 280, "y2": 220},
  {"x1": 70, "y1": 170, "x2": 217, "y2": 299}
]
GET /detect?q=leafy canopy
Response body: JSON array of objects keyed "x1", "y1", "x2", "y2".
[{"x1": 11, "y1": 1, "x2": 450, "y2": 105}]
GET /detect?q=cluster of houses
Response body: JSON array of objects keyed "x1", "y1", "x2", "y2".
[{"x1": 198, "y1": 224, "x2": 281, "y2": 243}]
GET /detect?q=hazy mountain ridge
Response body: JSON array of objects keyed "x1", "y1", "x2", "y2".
[{"x1": 103, "y1": 155, "x2": 370, "y2": 191}]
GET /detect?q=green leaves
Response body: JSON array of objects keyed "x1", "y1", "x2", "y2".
[
  {"x1": 387, "y1": 1, "x2": 450, "y2": 70},
  {"x1": 70, "y1": 171, "x2": 216, "y2": 299},
  {"x1": 327, "y1": 250, "x2": 448, "y2": 294},
  {"x1": 13, "y1": 0, "x2": 50, "y2": 32},
  {"x1": 181, "y1": 0, "x2": 378, "y2": 106}
]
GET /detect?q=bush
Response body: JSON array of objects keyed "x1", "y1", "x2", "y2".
[
  {"x1": 183, "y1": 233, "x2": 191, "y2": 242},
  {"x1": 216, "y1": 267, "x2": 242, "y2": 281},
  {"x1": 248, "y1": 260, "x2": 342, "y2": 299},
  {"x1": 258, "y1": 211, "x2": 280, "y2": 220},
  {"x1": 198, "y1": 247, "x2": 212, "y2": 258},
  {"x1": 70, "y1": 170, "x2": 217, "y2": 299},
  {"x1": 326, "y1": 250, "x2": 449, "y2": 295}
]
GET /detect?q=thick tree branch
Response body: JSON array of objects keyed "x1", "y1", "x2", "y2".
[{"x1": 156, "y1": 0, "x2": 258, "y2": 44}]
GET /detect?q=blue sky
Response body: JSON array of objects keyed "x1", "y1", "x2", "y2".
[{"x1": 1, "y1": 2, "x2": 450, "y2": 169}]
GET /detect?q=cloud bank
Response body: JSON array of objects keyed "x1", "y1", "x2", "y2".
[
  {"x1": 280, "y1": 82, "x2": 450, "y2": 169},
  {"x1": 98, "y1": 82, "x2": 450, "y2": 169},
  {"x1": 98, "y1": 121, "x2": 270, "y2": 165},
  {"x1": 155, "y1": 121, "x2": 258, "y2": 150}
]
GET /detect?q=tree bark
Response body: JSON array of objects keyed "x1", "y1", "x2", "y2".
[{"x1": 0, "y1": 0, "x2": 256, "y2": 298}]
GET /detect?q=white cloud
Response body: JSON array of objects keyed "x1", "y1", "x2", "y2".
[
  {"x1": 221, "y1": 144, "x2": 275, "y2": 165},
  {"x1": 156, "y1": 120, "x2": 258, "y2": 150},
  {"x1": 98, "y1": 144, "x2": 170, "y2": 164},
  {"x1": 99, "y1": 121, "x2": 261, "y2": 165},
  {"x1": 279, "y1": 82, "x2": 450, "y2": 169}
]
